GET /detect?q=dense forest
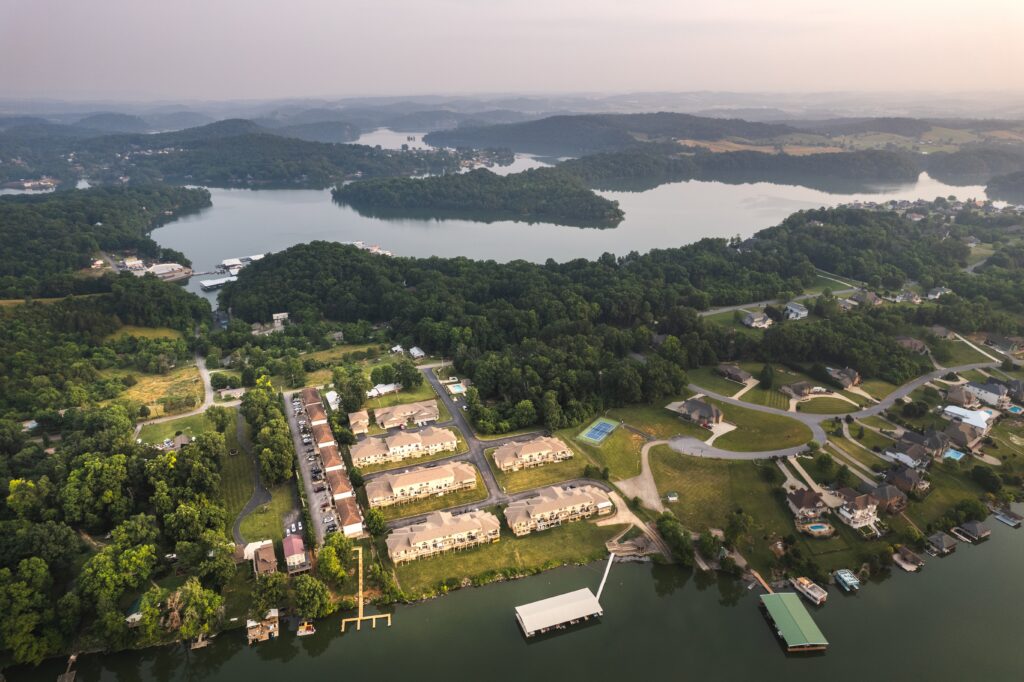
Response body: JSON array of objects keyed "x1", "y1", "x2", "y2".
[
  {"x1": 333, "y1": 168, "x2": 625, "y2": 227},
  {"x1": 0, "y1": 186, "x2": 210, "y2": 298},
  {"x1": 986, "y1": 170, "x2": 1024, "y2": 203}
]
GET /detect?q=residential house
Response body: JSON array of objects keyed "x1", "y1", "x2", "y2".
[
  {"x1": 385, "y1": 510, "x2": 500, "y2": 564},
  {"x1": 898, "y1": 429, "x2": 950, "y2": 459},
  {"x1": 851, "y1": 290, "x2": 883, "y2": 307},
  {"x1": 781, "y1": 381, "x2": 815, "y2": 398},
  {"x1": 312, "y1": 423, "x2": 335, "y2": 449},
  {"x1": 366, "y1": 383, "x2": 402, "y2": 398},
  {"x1": 868, "y1": 484, "x2": 907, "y2": 514},
  {"x1": 666, "y1": 399, "x2": 723, "y2": 426},
  {"x1": 492, "y1": 436, "x2": 573, "y2": 472},
  {"x1": 928, "y1": 531, "x2": 957, "y2": 555},
  {"x1": 742, "y1": 311, "x2": 773, "y2": 329},
  {"x1": 251, "y1": 542, "x2": 277, "y2": 576},
  {"x1": 218, "y1": 387, "x2": 246, "y2": 400},
  {"x1": 717, "y1": 364, "x2": 752, "y2": 384},
  {"x1": 888, "y1": 466, "x2": 931, "y2": 495},
  {"x1": 348, "y1": 410, "x2": 370, "y2": 436},
  {"x1": 409, "y1": 346, "x2": 426, "y2": 359},
  {"x1": 786, "y1": 489, "x2": 827, "y2": 521},
  {"x1": 365, "y1": 462, "x2": 477, "y2": 508},
  {"x1": 945, "y1": 385, "x2": 981, "y2": 409},
  {"x1": 784, "y1": 301, "x2": 809, "y2": 320},
  {"x1": 1003, "y1": 379, "x2": 1024, "y2": 403},
  {"x1": 964, "y1": 381, "x2": 1011, "y2": 409},
  {"x1": 894, "y1": 290, "x2": 922, "y2": 305},
  {"x1": 961, "y1": 520, "x2": 991, "y2": 542},
  {"x1": 246, "y1": 609, "x2": 280, "y2": 644},
  {"x1": 944, "y1": 421, "x2": 986, "y2": 452},
  {"x1": 282, "y1": 535, "x2": 311, "y2": 575},
  {"x1": 942, "y1": 405, "x2": 994, "y2": 432},
  {"x1": 504, "y1": 485, "x2": 613, "y2": 536},
  {"x1": 335, "y1": 497, "x2": 364, "y2": 538},
  {"x1": 373, "y1": 399, "x2": 440, "y2": 430},
  {"x1": 349, "y1": 426, "x2": 458, "y2": 467},
  {"x1": 895, "y1": 337, "x2": 928, "y2": 354},
  {"x1": 927, "y1": 287, "x2": 953, "y2": 300},
  {"x1": 300, "y1": 387, "x2": 322, "y2": 408},
  {"x1": 928, "y1": 325, "x2": 956, "y2": 340},
  {"x1": 827, "y1": 366, "x2": 862, "y2": 388},
  {"x1": 885, "y1": 441, "x2": 931, "y2": 469},
  {"x1": 835, "y1": 487, "x2": 879, "y2": 530},
  {"x1": 390, "y1": 345, "x2": 405, "y2": 354},
  {"x1": 327, "y1": 469, "x2": 354, "y2": 500},
  {"x1": 986, "y1": 334, "x2": 1021, "y2": 356},
  {"x1": 306, "y1": 402, "x2": 328, "y2": 426}
]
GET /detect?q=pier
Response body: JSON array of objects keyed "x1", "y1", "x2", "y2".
[
  {"x1": 760, "y1": 593, "x2": 830, "y2": 653},
  {"x1": 340, "y1": 546, "x2": 392, "y2": 633},
  {"x1": 199, "y1": 275, "x2": 237, "y2": 291},
  {"x1": 515, "y1": 553, "x2": 614, "y2": 638}
]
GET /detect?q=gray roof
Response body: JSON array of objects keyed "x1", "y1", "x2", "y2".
[{"x1": 515, "y1": 588, "x2": 602, "y2": 635}]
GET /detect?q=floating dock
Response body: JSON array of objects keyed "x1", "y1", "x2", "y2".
[
  {"x1": 200, "y1": 276, "x2": 238, "y2": 291},
  {"x1": 514, "y1": 553, "x2": 614, "y2": 638},
  {"x1": 760, "y1": 593, "x2": 829, "y2": 653},
  {"x1": 993, "y1": 510, "x2": 1022, "y2": 528}
]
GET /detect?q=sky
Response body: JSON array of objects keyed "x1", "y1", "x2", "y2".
[{"x1": 3, "y1": 0, "x2": 1023, "y2": 100}]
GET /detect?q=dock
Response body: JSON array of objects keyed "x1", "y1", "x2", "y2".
[
  {"x1": 340, "y1": 546, "x2": 392, "y2": 633},
  {"x1": 199, "y1": 276, "x2": 237, "y2": 291},
  {"x1": 994, "y1": 510, "x2": 1022, "y2": 528},
  {"x1": 515, "y1": 553, "x2": 613, "y2": 638},
  {"x1": 759, "y1": 593, "x2": 829, "y2": 653}
]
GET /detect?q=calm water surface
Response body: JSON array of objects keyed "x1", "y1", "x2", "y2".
[{"x1": 16, "y1": 509, "x2": 1024, "y2": 681}]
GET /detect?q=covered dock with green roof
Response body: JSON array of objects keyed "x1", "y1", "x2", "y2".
[{"x1": 759, "y1": 592, "x2": 829, "y2": 652}]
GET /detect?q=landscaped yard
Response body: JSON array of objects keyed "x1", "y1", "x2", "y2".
[
  {"x1": 708, "y1": 399, "x2": 813, "y2": 452},
  {"x1": 796, "y1": 397, "x2": 857, "y2": 414},
  {"x1": 849, "y1": 423, "x2": 895, "y2": 452},
  {"x1": 703, "y1": 310, "x2": 766, "y2": 337},
  {"x1": 358, "y1": 426, "x2": 469, "y2": 474},
  {"x1": 933, "y1": 339, "x2": 993, "y2": 366},
  {"x1": 859, "y1": 379, "x2": 900, "y2": 400},
  {"x1": 138, "y1": 411, "x2": 214, "y2": 444},
  {"x1": 689, "y1": 366, "x2": 747, "y2": 396},
  {"x1": 104, "y1": 364, "x2": 204, "y2": 418},
  {"x1": 239, "y1": 482, "x2": 299, "y2": 544},
  {"x1": 220, "y1": 413, "x2": 255, "y2": 536},
  {"x1": 562, "y1": 426, "x2": 645, "y2": 480},
  {"x1": 828, "y1": 435, "x2": 888, "y2": 473},
  {"x1": 606, "y1": 403, "x2": 708, "y2": 440},
  {"x1": 741, "y1": 386, "x2": 790, "y2": 410},
  {"x1": 394, "y1": 517, "x2": 624, "y2": 598},
  {"x1": 903, "y1": 466, "x2": 983, "y2": 529},
  {"x1": 377, "y1": 470, "x2": 489, "y2": 521},
  {"x1": 486, "y1": 448, "x2": 590, "y2": 494}
]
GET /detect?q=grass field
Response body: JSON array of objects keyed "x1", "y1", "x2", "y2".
[
  {"x1": 849, "y1": 423, "x2": 895, "y2": 452},
  {"x1": 689, "y1": 367, "x2": 747, "y2": 396},
  {"x1": 860, "y1": 415, "x2": 897, "y2": 431},
  {"x1": 828, "y1": 436, "x2": 887, "y2": 473},
  {"x1": 239, "y1": 482, "x2": 298, "y2": 544},
  {"x1": 394, "y1": 517, "x2": 624, "y2": 598},
  {"x1": 741, "y1": 386, "x2": 790, "y2": 410},
  {"x1": 563, "y1": 426, "x2": 645, "y2": 480},
  {"x1": 804, "y1": 273, "x2": 859, "y2": 293},
  {"x1": 959, "y1": 369, "x2": 991, "y2": 383},
  {"x1": 138, "y1": 412, "x2": 213, "y2": 444},
  {"x1": 104, "y1": 364, "x2": 204, "y2": 418},
  {"x1": 358, "y1": 427, "x2": 469, "y2": 474},
  {"x1": 220, "y1": 413, "x2": 254, "y2": 537},
  {"x1": 486, "y1": 447, "x2": 590, "y2": 494},
  {"x1": 903, "y1": 466, "x2": 983, "y2": 529},
  {"x1": 859, "y1": 379, "x2": 900, "y2": 400},
  {"x1": 840, "y1": 389, "x2": 873, "y2": 406},
  {"x1": 606, "y1": 403, "x2": 707, "y2": 440},
  {"x1": 703, "y1": 310, "x2": 766, "y2": 337},
  {"x1": 708, "y1": 399, "x2": 813, "y2": 452},
  {"x1": 796, "y1": 397, "x2": 857, "y2": 414},
  {"x1": 378, "y1": 470, "x2": 488, "y2": 521},
  {"x1": 105, "y1": 325, "x2": 183, "y2": 341},
  {"x1": 934, "y1": 340, "x2": 993, "y2": 366}
]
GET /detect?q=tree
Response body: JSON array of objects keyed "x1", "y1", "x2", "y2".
[
  {"x1": 365, "y1": 508, "x2": 388, "y2": 537},
  {"x1": 292, "y1": 575, "x2": 333, "y2": 619},
  {"x1": 135, "y1": 586, "x2": 169, "y2": 646},
  {"x1": 540, "y1": 390, "x2": 565, "y2": 431},
  {"x1": 512, "y1": 399, "x2": 537, "y2": 428},
  {"x1": 317, "y1": 532, "x2": 354, "y2": 586},
  {"x1": 205, "y1": 405, "x2": 233, "y2": 433},
  {"x1": 177, "y1": 577, "x2": 223, "y2": 640},
  {"x1": 655, "y1": 513, "x2": 693, "y2": 567},
  {"x1": 697, "y1": 529, "x2": 721, "y2": 558},
  {"x1": 724, "y1": 511, "x2": 753, "y2": 547},
  {"x1": 250, "y1": 572, "x2": 287, "y2": 618},
  {"x1": 971, "y1": 465, "x2": 1002, "y2": 493},
  {"x1": 758, "y1": 364, "x2": 774, "y2": 389}
]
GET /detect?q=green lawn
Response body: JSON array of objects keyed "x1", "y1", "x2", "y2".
[
  {"x1": 689, "y1": 367, "x2": 748, "y2": 396},
  {"x1": 849, "y1": 423, "x2": 895, "y2": 452},
  {"x1": 741, "y1": 386, "x2": 790, "y2": 410},
  {"x1": 606, "y1": 403, "x2": 708, "y2": 440},
  {"x1": 562, "y1": 426, "x2": 645, "y2": 480},
  {"x1": 138, "y1": 412, "x2": 213, "y2": 444},
  {"x1": 220, "y1": 413, "x2": 254, "y2": 537},
  {"x1": 804, "y1": 273, "x2": 859, "y2": 293},
  {"x1": 933, "y1": 340, "x2": 992, "y2": 366},
  {"x1": 904, "y1": 466, "x2": 984, "y2": 530},
  {"x1": 358, "y1": 427, "x2": 469, "y2": 474},
  {"x1": 959, "y1": 369, "x2": 991, "y2": 383},
  {"x1": 473, "y1": 425, "x2": 545, "y2": 442},
  {"x1": 221, "y1": 564, "x2": 257, "y2": 625},
  {"x1": 828, "y1": 436, "x2": 888, "y2": 473},
  {"x1": 860, "y1": 415, "x2": 897, "y2": 431},
  {"x1": 840, "y1": 390, "x2": 873, "y2": 406},
  {"x1": 703, "y1": 310, "x2": 766, "y2": 337},
  {"x1": 394, "y1": 516, "x2": 624, "y2": 599},
  {"x1": 708, "y1": 399, "x2": 813, "y2": 452},
  {"x1": 985, "y1": 420, "x2": 1024, "y2": 461},
  {"x1": 239, "y1": 482, "x2": 299, "y2": 544},
  {"x1": 796, "y1": 397, "x2": 857, "y2": 414},
  {"x1": 860, "y1": 379, "x2": 900, "y2": 400},
  {"x1": 486, "y1": 447, "x2": 591, "y2": 494},
  {"x1": 378, "y1": 470, "x2": 489, "y2": 521},
  {"x1": 105, "y1": 325, "x2": 183, "y2": 341}
]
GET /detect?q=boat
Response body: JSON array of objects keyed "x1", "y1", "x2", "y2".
[
  {"x1": 892, "y1": 546, "x2": 925, "y2": 572},
  {"x1": 833, "y1": 569, "x2": 861, "y2": 592},
  {"x1": 790, "y1": 577, "x2": 827, "y2": 606},
  {"x1": 297, "y1": 620, "x2": 316, "y2": 637}
]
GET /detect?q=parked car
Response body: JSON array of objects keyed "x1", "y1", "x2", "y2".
[{"x1": 313, "y1": 484, "x2": 326, "y2": 493}]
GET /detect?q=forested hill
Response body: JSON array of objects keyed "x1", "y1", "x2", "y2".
[
  {"x1": 986, "y1": 170, "x2": 1024, "y2": 203},
  {"x1": 332, "y1": 168, "x2": 625, "y2": 227},
  {"x1": 424, "y1": 112, "x2": 797, "y2": 155},
  {"x1": 0, "y1": 186, "x2": 210, "y2": 298}
]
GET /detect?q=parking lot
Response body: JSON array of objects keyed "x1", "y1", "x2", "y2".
[{"x1": 284, "y1": 391, "x2": 337, "y2": 545}]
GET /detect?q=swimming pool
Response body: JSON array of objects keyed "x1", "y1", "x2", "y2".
[
  {"x1": 1009, "y1": 405, "x2": 1023, "y2": 415},
  {"x1": 807, "y1": 524, "x2": 829, "y2": 531},
  {"x1": 945, "y1": 449, "x2": 967, "y2": 461}
]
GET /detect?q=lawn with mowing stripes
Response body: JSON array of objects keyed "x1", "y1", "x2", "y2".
[
  {"x1": 741, "y1": 386, "x2": 790, "y2": 410},
  {"x1": 708, "y1": 399, "x2": 812, "y2": 452},
  {"x1": 606, "y1": 403, "x2": 708, "y2": 440},
  {"x1": 486, "y1": 447, "x2": 591, "y2": 494},
  {"x1": 689, "y1": 367, "x2": 748, "y2": 396},
  {"x1": 796, "y1": 397, "x2": 857, "y2": 414},
  {"x1": 220, "y1": 412, "x2": 254, "y2": 537},
  {"x1": 860, "y1": 379, "x2": 900, "y2": 400}
]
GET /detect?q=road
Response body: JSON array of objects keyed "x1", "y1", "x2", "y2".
[
  {"x1": 133, "y1": 353, "x2": 222, "y2": 437},
  {"x1": 231, "y1": 410, "x2": 271, "y2": 544},
  {"x1": 283, "y1": 390, "x2": 327, "y2": 546}
]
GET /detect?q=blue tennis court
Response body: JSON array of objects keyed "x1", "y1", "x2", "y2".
[{"x1": 578, "y1": 417, "x2": 620, "y2": 445}]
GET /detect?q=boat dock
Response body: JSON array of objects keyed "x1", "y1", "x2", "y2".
[
  {"x1": 949, "y1": 527, "x2": 973, "y2": 543},
  {"x1": 340, "y1": 546, "x2": 392, "y2": 633},
  {"x1": 200, "y1": 276, "x2": 238, "y2": 291},
  {"x1": 514, "y1": 553, "x2": 614, "y2": 638},
  {"x1": 893, "y1": 546, "x2": 925, "y2": 572},
  {"x1": 992, "y1": 509, "x2": 1022, "y2": 529},
  {"x1": 759, "y1": 593, "x2": 829, "y2": 653}
]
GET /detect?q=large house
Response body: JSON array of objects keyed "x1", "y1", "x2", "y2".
[
  {"x1": 348, "y1": 410, "x2": 370, "y2": 436},
  {"x1": 827, "y1": 366, "x2": 861, "y2": 388},
  {"x1": 851, "y1": 290, "x2": 883, "y2": 307},
  {"x1": 350, "y1": 426, "x2": 458, "y2": 467},
  {"x1": 504, "y1": 485, "x2": 613, "y2": 536},
  {"x1": 666, "y1": 399, "x2": 723, "y2": 426},
  {"x1": 786, "y1": 489, "x2": 826, "y2": 521},
  {"x1": 717, "y1": 364, "x2": 752, "y2": 384},
  {"x1": 986, "y1": 334, "x2": 1021, "y2": 356},
  {"x1": 887, "y1": 466, "x2": 931, "y2": 495},
  {"x1": 784, "y1": 301, "x2": 809, "y2": 320},
  {"x1": 942, "y1": 405, "x2": 994, "y2": 432},
  {"x1": 781, "y1": 381, "x2": 815, "y2": 398},
  {"x1": 492, "y1": 436, "x2": 573, "y2": 472},
  {"x1": 944, "y1": 421, "x2": 987, "y2": 452},
  {"x1": 928, "y1": 325, "x2": 956, "y2": 340},
  {"x1": 742, "y1": 311, "x2": 773, "y2": 329},
  {"x1": 895, "y1": 337, "x2": 928, "y2": 354},
  {"x1": 386, "y1": 510, "x2": 500, "y2": 564},
  {"x1": 373, "y1": 400, "x2": 440, "y2": 430},
  {"x1": 866, "y1": 483, "x2": 907, "y2": 514},
  {"x1": 927, "y1": 287, "x2": 953, "y2": 300},
  {"x1": 963, "y1": 381, "x2": 1011, "y2": 409},
  {"x1": 283, "y1": 534, "x2": 311, "y2": 575},
  {"x1": 946, "y1": 385, "x2": 981, "y2": 409},
  {"x1": 835, "y1": 487, "x2": 878, "y2": 530},
  {"x1": 885, "y1": 441, "x2": 931, "y2": 469},
  {"x1": 249, "y1": 541, "x2": 278, "y2": 576},
  {"x1": 365, "y1": 462, "x2": 477, "y2": 508},
  {"x1": 928, "y1": 531, "x2": 957, "y2": 556}
]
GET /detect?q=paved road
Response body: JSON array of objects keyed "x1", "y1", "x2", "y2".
[
  {"x1": 231, "y1": 410, "x2": 271, "y2": 544},
  {"x1": 283, "y1": 391, "x2": 327, "y2": 546},
  {"x1": 698, "y1": 287, "x2": 856, "y2": 318}
]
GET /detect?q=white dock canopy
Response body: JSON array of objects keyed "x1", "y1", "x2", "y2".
[{"x1": 515, "y1": 588, "x2": 602, "y2": 636}]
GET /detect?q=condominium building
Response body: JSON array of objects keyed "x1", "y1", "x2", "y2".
[
  {"x1": 492, "y1": 436, "x2": 573, "y2": 472},
  {"x1": 350, "y1": 426, "x2": 458, "y2": 467},
  {"x1": 312, "y1": 423, "x2": 335, "y2": 449},
  {"x1": 365, "y1": 461, "x2": 476, "y2": 508},
  {"x1": 504, "y1": 485, "x2": 613, "y2": 536},
  {"x1": 348, "y1": 410, "x2": 370, "y2": 436},
  {"x1": 373, "y1": 399, "x2": 440, "y2": 430},
  {"x1": 319, "y1": 444, "x2": 345, "y2": 472},
  {"x1": 386, "y1": 510, "x2": 500, "y2": 564}
]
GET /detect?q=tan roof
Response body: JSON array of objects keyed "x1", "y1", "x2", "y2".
[
  {"x1": 350, "y1": 437, "x2": 389, "y2": 464},
  {"x1": 327, "y1": 469, "x2": 353, "y2": 496},
  {"x1": 253, "y1": 544, "x2": 277, "y2": 574},
  {"x1": 418, "y1": 426, "x2": 457, "y2": 447},
  {"x1": 319, "y1": 444, "x2": 344, "y2": 470},
  {"x1": 493, "y1": 436, "x2": 569, "y2": 468},
  {"x1": 504, "y1": 485, "x2": 610, "y2": 528},
  {"x1": 300, "y1": 387, "x2": 321, "y2": 407},
  {"x1": 348, "y1": 410, "x2": 370, "y2": 428},
  {"x1": 366, "y1": 461, "x2": 475, "y2": 500},
  {"x1": 373, "y1": 400, "x2": 439, "y2": 427},
  {"x1": 386, "y1": 510, "x2": 500, "y2": 554},
  {"x1": 385, "y1": 430, "x2": 421, "y2": 448}
]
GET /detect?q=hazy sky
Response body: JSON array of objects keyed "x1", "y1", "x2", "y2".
[{"x1": 3, "y1": 0, "x2": 1023, "y2": 100}]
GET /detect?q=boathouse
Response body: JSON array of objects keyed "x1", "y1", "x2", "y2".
[
  {"x1": 759, "y1": 593, "x2": 829, "y2": 652},
  {"x1": 515, "y1": 588, "x2": 603, "y2": 637}
]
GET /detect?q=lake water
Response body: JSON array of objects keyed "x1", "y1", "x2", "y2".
[{"x1": 16, "y1": 508, "x2": 1024, "y2": 681}]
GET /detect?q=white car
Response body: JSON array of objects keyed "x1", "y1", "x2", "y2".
[{"x1": 290, "y1": 523, "x2": 297, "y2": 533}]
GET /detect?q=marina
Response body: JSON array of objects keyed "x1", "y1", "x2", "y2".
[{"x1": 199, "y1": 275, "x2": 237, "y2": 291}]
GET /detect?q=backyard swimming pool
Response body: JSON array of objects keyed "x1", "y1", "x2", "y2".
[
  {"x1": 1009, "y1": 405, "x2": 1023, "y2": 415},
  {"x1": 945, "y1": 449, "x2": 967, "y2": 462}
]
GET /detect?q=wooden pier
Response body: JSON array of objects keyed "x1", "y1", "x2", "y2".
[{"x1": 340, "y1": 546, "x2": 392, "y2": 633}]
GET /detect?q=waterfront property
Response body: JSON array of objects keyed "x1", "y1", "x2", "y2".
[
  {"x1": 365, "y1": 461, "x2": 477, "y2": 508},
  {"x1": 960, "y1": 520, "x2": 991, "y2": 542},
  {"x1": 246, "y1": 609, "x2": 280, "y2": 644},
  {"x1": 385, "y1": 509, "x2": 501, "y2": 564},
  {"x1": 786, "y1": 489, "x2": 826, "y2": 522},
  {"x1": 283, "y1": 534, "x2": 311, "y2": 575},
  {"x1": 373, "y1": 399, "x2": 440, "y2": 430},
  {"x1": 790, "y1": 577, "x2": 827, "y2": 606},
  {"x1": 515, "y1": 588, "x2": 603, "y2": 638},
  {"x1": 888, "y1": 466, "x2": 931, "y2": 495},
  {"x1": 759, "y1": 592, "x2": 829, "y2": 652},
  {"x1": 835, "y1": 487, "x2": 879, "y2": 531},
  {"x1": 504, "y1": 485, "x2": 613, "y2": 536},
  {"x1": 335, "y1": 497, "x2": 364, "y2": 537},
  {"x1": 493, "y1": 435, "x2": 573, "y2": 472},
  {"x1": 247, "y1": 541, "x2": 277, "y2": 576},
  {"x1": 350, "y1": 426, "x2": 458, "y2": 467},
  {"x1": 928, "y1": 531, "x2": 958, "y2": 556}
]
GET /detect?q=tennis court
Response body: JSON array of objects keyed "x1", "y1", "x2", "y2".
[{"x1": 577, "y1": 417, "x2": 620, "y2": 445}]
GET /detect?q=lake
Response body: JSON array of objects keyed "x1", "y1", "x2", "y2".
[{"x1": 16, "y1": 508, "x2": 1024, "y2": 681}]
